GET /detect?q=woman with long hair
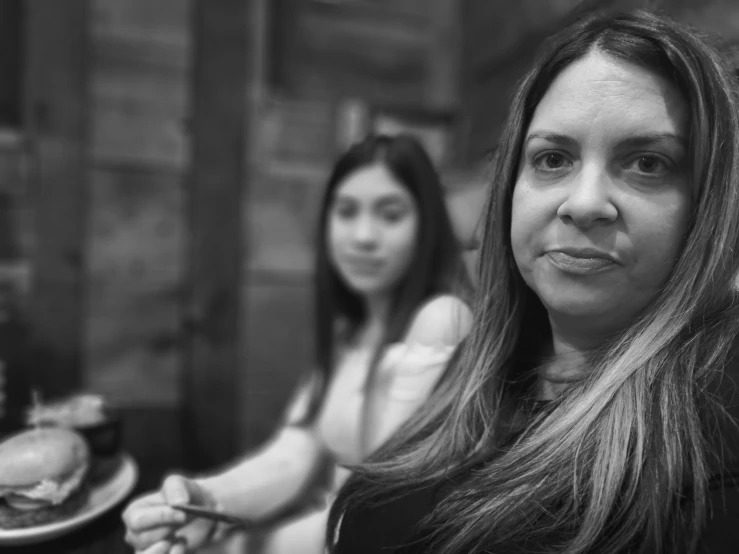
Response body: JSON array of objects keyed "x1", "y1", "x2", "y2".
[
  {"x1": 122, "y1": 134, "x2": 472, "y2": 554},
  {"x1": 329, "y1": 11, "x2": 739, "y2": 554}
]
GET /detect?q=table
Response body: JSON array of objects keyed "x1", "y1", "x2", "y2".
[{"x1": 4, "y1": 505, "x2": 132, "y2": 554}]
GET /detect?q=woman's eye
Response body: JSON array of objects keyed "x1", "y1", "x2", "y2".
[
  {"x1": 380, "y1": 210, "x2": 406, "y2": 224},
  {"x1": 544, "y1": 153, "x2": 566, "y2": 168},
  {"x1": 532, "y1": 152, "x2": 572, "y2": 174},
  {"x1": 623, "y1": 154, "x2": 674, "y2": 181},
  {"x1": 633, "y1": 155, "x2": 668, "y2": 174},
  {"x1": 333, "y1": 204, "x2": 356, "y2": 219}
]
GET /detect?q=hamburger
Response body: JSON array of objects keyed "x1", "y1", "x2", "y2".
[
  {"x1": 0, "y1": 427, "x2": 90, "y2": 528},
  {"x1": 26, "y1": 394, "x2": 123, "y2": 483}
]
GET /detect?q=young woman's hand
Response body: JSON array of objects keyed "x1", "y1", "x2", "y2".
[{"x1": 122, "y1": 474, "x2": 220, "y2": 554}]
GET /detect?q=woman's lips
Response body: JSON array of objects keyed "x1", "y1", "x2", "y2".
[
  {"x1": 342, "y1": 257, "x2": 385, "y2": 275},
  {"x1": 546, "y1": 251, "x2": 616, "y2": 275}
]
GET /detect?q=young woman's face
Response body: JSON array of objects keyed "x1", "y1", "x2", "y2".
[
  {"x1": 511, "y1": 50, "x2": 692, "y2": 335},
  {"x1": 328, "y1": 164, "x2": 419, "y2": 297}
]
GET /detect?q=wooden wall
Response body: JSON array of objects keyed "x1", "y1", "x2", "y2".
[
  {"x1": 271, "y1": 0, "x2": 458, "y2": 110},
  {"x1": 0, "y1": 0, "x2": 22, "y2": 128},
  {"x1": 83, "y1": 0, "x2": 191, "y2": 483},
  {"x1": 86, "y1": 0, "x2": 189, "y2": 406}
]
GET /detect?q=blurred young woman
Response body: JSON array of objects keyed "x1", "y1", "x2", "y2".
[
  {"x1": 122, "y1": 134, "x2": 472, "y2": 554},
  {"x1": 330, "y1": 11, "x2": 739, "y2": 554}
]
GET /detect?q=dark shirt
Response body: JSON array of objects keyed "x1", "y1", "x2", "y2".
[
  {"x1": 334, "y1": 469, "x2": 739, "y2": 554},
  {"x1": 336, "y1": 353, "x2": 739, "y2": 554}
]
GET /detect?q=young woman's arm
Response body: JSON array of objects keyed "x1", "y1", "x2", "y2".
[
  {"x1": 196, "y1": 425, "x2": 325, "y2": 521},
  {"x1": 122, "y1": 380, "x2": 326, "y2": 552},
  {"x1": 196, "y1": 377, "x2": 326, "y2": 520}
]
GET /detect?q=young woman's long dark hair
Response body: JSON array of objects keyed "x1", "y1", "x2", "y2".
[
  {"x1": 328, "y1": 11, "x2": 739, "y2": 554},
  {"x1": 295, "y1": 133, "x2": 471, "y2": 424}
]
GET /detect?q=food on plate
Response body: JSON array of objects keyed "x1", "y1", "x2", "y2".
[
  {"x1": 26, "y1": 394, "x2": 122, "y2": 458},
  {"x1": 0, "y1": 427, "x2": 90, "y2": 529},
  {"x1": 26, "y1": 394, "x2": 106, "y2": 428}
]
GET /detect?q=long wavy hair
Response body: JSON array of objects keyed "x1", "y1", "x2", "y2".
[
  {"x1": 295, "y1": 133, "x2": 471, "y2": 425},
  {"x1": 328, "y1": 11, "x2": 739, "y2": 554}
]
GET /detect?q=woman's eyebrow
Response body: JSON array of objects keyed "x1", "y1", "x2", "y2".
[
  {"x1": 615, "y1": 133, "x2": 687, "y2": 150},
  {"x1": 525, "y1": 131, "x2": 687, "y2": 151},
  {"x1": 333, "y1": 194, "x2": 407, "y2": 207},
  {"x1": 375, "y1": 196, "x2": 408, "y2": 208},
  {"x1": 525, "y1": 131, "x2": 578, "y2": 149}
]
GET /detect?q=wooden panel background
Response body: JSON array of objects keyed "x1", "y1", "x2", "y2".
[
  {"x1": 0, "y1": 136, "x2": 30, "y2": 265},
  {"x1": 183, "y1": 0, "x2": 251, "y2": 470},
  {"x1": 90, "y1": 0, "x2": 189, "y2": 171},
  {"x1": 237, "y1": 95, "x2": 333, "y2": 449},
  {"x1": 82, "y1": 0, "x2": 192, "y2": 487},
  {"x1": 0, "y1": 0, "x2": 23, "y2": 128},
  {"x1": 239, "y1": 282, "x2": 313, "y2": 448},
  {"x1": 86, "y1": 167, "x2": 184, "y2": 406},
  {"x1": 84, "y1": 0, "x2": 190, "y2": 410},
  {"x1": 24, "y1": 0, "x2": 90, "y2": 398},
  {"x1": 272, "y1": 0, "x2": 459, "y2": 109}
]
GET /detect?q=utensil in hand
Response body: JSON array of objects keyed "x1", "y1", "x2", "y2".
[{"x1": 169, "y1": 503, "x2": 254, "y2": 529}]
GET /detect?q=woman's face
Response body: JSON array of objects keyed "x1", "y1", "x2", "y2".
[
  {"x1": 328, "y1": 163, "x2": 419, "y2": 297},
  {"x1": 511, "y1": 50, "x2": 692, "y2": 336}
]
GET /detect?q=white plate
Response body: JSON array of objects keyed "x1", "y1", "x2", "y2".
[{"x1": 0, "y1": 453, "x2": 139, "y2": 546}]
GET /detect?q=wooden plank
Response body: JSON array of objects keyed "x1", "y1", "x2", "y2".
[
  {"x1": 239, "y1": 281, "x2": 313, "y2": 450},
  {"x1": 245, "y1": 171, "x2": 322, "y2": 277},
  {"x1": 90, "y1": 17, "x2": 190, "y2": 169},
  {"x1": 464, "y1": 61, "x2": 526, "y2": 159},
  {"x1": 0, "y1": 138, "x2": 30, "y2": 262},
  {"x1": 424, "y1": 0, "x2": 460, "y2": 110},
  {"x1": 90, "y1": 95, "x2": 188, "y2": 169},
  {"x1": 466, "y1": 0, "x2": 584, "y2": 77},
  {"x1": 122, "y1": 406, "x2": 186, "y2": 488},
  {"x1": 23, "y1": 0, "x2": 90, "y2": 398},
  {"x1": 92, "y1": 32, "x2": 189, "y2": 73},
  {"x1": 92, "y1": 0, "x2": 191, "y2": 47},
  {"x1": 278, "y1": 1, "x2": 430, "y2": 104},
  {"x1": 85, "y1": 165, "x2": 184, "y2": 406},
  {"x1": 257, "y1": 96, "x2": 338, "y2": 166},
  {"x1": 183, "y1": 0, "x2": 251, "y2": 471},
  {"x1": 0, "y1": 0, "x2": 22, "y2": 128}
]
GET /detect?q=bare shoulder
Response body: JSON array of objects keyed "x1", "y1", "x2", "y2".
[{"x1": 403, "y1": 294, "x2": 473, "y2": 347}]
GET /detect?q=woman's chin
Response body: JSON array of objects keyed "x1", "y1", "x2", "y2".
[
  {"x1": 342, "y1": 275, "x2": 392, "y2": 296},
  {"x1": 540, "y1": 293, "x2": 616, "y2": 321}
]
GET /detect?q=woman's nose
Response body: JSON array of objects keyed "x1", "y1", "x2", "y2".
[
  {"x1": 351, "y1": 214, "x2": 379, "y2": 246},
  {"x1": 557, "y1": 164, "x2": 618, "y2": 227}
]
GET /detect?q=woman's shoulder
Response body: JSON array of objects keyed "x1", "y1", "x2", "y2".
[
  {"x1": 377, "y1": 296, "x2": 471, "y2": 399},
  {"x1": 403, "y1": 294, "x2": 472, "y2": 347}
]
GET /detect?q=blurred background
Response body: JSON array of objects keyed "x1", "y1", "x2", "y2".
[{"x1": 0, "y1": 0, "x2": 737, "y2": 493}]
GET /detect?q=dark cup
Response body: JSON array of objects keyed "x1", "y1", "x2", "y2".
[{"x1": 75, "y1": 409, "x2": 123, "y2": 457}]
